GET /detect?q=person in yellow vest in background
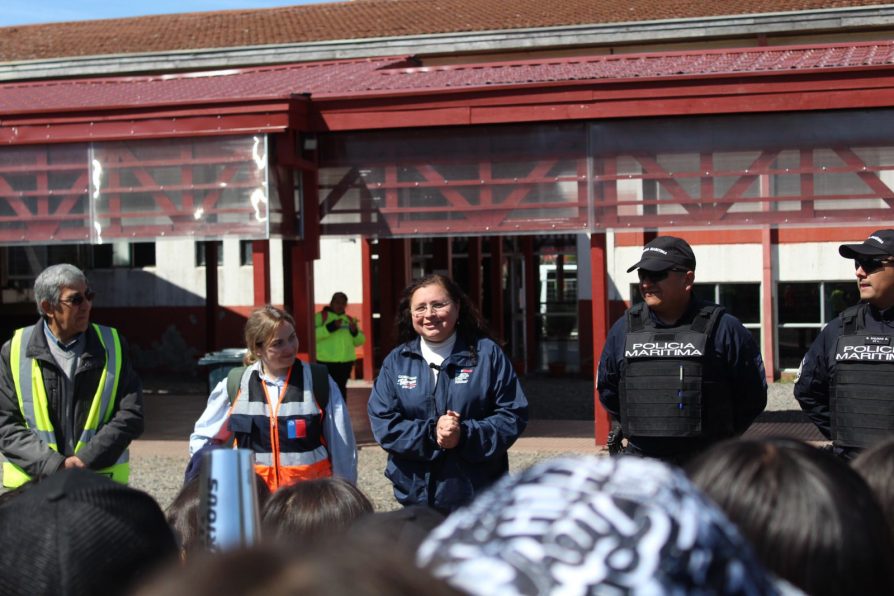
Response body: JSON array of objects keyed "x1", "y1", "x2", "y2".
[
  {"x1": 0, "y1": 264, "x2": 143, "y2": 488},
  {"x1": 315, "y1": 292, "x2": 365, "y2": 401}
]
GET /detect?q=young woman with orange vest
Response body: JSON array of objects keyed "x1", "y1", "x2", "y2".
[{"x1": 189, "y1": 305, "x2": 357, "y2": 492}]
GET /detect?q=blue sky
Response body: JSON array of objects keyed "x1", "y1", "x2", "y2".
[{"x1": 2, "y1": 1, "x2": 333, "y2": 27}]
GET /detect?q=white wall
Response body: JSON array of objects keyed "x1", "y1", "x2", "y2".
[
  {"x1": 313, "y1": 236, "x2": 364, "y2": 304},
  {"x1": 777, "y1": 241, "x2": 855, "y2": 282},
  {"x1": 587, "y1": 235, "x2": 861, "y2": 305},
  {"x1": 603, "y1": 236, "x2": 765, "y2": 302}
]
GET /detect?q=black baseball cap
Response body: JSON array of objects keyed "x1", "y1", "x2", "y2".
[
  {"x1": 627, "y1": 236, "x2": 696, "y2": 273},
  {"x1": 838, "y1": 229, "x2": 894, "y2": 259}
]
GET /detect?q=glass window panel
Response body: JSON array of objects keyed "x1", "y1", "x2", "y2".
[
  {"x1": 240, "y1": 240, "x2": 253, "y2": 266},
  {"x1": 92, "y1": 245, "x2": 113, "y2": 269},
  {"x1": 590, "y1": 109, "x2": 894, "y2": 229},
  {"x1": 824, "y1": 281, "x2": 860, "y2": 322},
  {"x1": 0, "y1": 144, "x2": 90, "y2": 244},
  {"x1": 718, "y1": 284, "x2": 760, "y2": 324},
  {"x1": 196, "y1": 241, "x2": 223, "y2": 267},
  {"x1": 779, "y1": 327, "x2": 820, "y2": 370},
  {"x1": 7, "y1": 246, "x2": 48, "y2": 279},
  {"x1": 131, "y1": 243, "x2": 155, "y2": 268},
  {"x1": 778, "y1": 282, "x2": 820, "y2": 324},
  {"x1": 89, "y1": 135, "x2": 270, "y2": 242},
  {"x1": 692, "y1": 283, "x2": 716, "y2": 302},
  {"x1": 317, "y1": 123, "x2": 587, "y2": 237}
]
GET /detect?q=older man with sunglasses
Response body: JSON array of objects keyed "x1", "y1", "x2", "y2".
[
  {"x1": 0, "y1": 264, "x2": 143, "y2": 487},
  {"x1": 796, "y1": 229, "x2": 894, "y2": 460},
  {"x1": 597, "y1": 236, "x2": 767, "y2": 464}
]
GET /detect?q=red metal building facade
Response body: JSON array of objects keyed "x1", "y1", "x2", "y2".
[{"x1": 3, "y1": 10, "x2": 894, "y2": 441}]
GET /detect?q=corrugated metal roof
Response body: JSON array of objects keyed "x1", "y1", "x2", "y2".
[
  {"x1": 0, "y1": 0, "x2": 891, "y2": 63},
  {"x1": 2, "y1": 41, "x2": 893, "y2": 115}
]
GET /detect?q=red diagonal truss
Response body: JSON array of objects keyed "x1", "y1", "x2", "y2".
[
  {"x1": 320, "y1": 158, "x2": 587, "y2": 236},
  {"x1": 0, "y1": 136, "x2": 277, "y2": 244},
  {"x1": 595, "y1": 145, "x2": 894, "y2": 229}
]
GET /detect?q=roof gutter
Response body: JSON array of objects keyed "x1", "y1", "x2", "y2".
[{"x1": 3, "y1": 6, "x2": 894, "y2": 82}]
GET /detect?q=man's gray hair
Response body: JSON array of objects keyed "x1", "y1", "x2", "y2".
[{"x1": 34, "y1": 264, "x2": 88, "y2": 317}]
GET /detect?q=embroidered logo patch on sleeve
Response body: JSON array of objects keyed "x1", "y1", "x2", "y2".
[{"x1": 397, "y1": 375, "x2": 418, "y2": 389}]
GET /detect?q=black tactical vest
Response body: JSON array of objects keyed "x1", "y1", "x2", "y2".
[
  {"x1": 832, "y1": 304, "x2": 894, "y2": 449},
  {"x1": 620, "y1": 302, "x2": 729, "y2": 438}
]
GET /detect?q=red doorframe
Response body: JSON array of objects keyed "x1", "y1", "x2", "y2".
[
  {"x1": 275, "y1": 129, "x2": 321, "y2": 362},
  {"x1": 590, "y1": 233, "x2": 610, "y2": 446},
  {"x1": 360, "y1": 237, "x2": 375, "y2": 380},
  {"x1": 252, "y1": 240, "x2": 271, "y2": 306},
  {"x1": 432, "y1": 238, "x2": 453, "y2": 276},
  {"x1": 467, "y1": 237, "x2": 483, "y2": 309},
  {"x1": 522, "y1": 237, "x2": 537, "y2": 373},
  {"x1": 287, "y1": 240, "x2": 316, "y2": 362},
  {"x1": 377, "y1": 238, "x2": 412, "y2": 357},
  {"x1": 204, "y1": 241, "x2": 219, "y2": 353},
  {"x1": 761, "y1": 227, "x2": 778, "y2": 381},
  {"x1": 489, "y1": 237, "x2": 505, "y2": 344}
]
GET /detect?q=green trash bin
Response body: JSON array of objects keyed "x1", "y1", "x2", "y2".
[{"x1": 198, "y1": 348, "x2": 248, "y2": 395}]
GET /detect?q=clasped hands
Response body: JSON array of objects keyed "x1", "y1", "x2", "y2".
[
  {"x1": 64, "y1": 456, "x2": 85, "y2": 469},
  {"x1": 436, "y1": 409, "x2": 461, "y2": 449}
]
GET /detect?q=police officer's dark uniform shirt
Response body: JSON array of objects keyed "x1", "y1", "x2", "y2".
[
  {"x1": 795, "y1": 303, "x2": 894, "y2": 458},
  {"x1": 598, "y1": 297, "x2": 768, "y2": 460}
]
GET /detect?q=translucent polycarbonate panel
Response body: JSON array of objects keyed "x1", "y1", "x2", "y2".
[
  {"x1": 89, "y1": 135, "x2": 271, "y2": 242},
  {"x1": 317, "y1": 124, "x2": 588, "y2": 237},
  {"x1": 0, "y1": 144, "x2": 90, "y2": 244},
  {"x1": 590, "y1": 110, "x2": 894, "y2": 229}
]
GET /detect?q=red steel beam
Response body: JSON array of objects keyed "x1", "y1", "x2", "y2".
[
  {"x1": 252, "y1": 240, "x2": 271, "y2": 306},
  {"x1": 590, "y1": 232, "x2": 610, "y2": 447},
  {"x1": 360, "y1": 237, "x2": 374, "y2": 380},
  {"x1": 2, "y1": 114, "x2": 290, "y2": 145},
  {"x1": 489, "y1": 237, "x2": 505, "y2": 344},
  {"x1": 522, "y1": 236, "x2": 537, "y2": 373},
  {"x1": 312, "y1": 71, "x2": 894, "y2": 132}
]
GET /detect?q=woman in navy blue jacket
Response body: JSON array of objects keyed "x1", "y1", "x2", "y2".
[{"x1": 368, "y1": 274, "x2": 529, "y2": 514}]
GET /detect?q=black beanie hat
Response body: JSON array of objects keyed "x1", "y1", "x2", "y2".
[{"x1": 0, "y1": 469, "x2": 177, "y2": 596}]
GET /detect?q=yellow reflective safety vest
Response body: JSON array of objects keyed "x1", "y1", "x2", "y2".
[
  {"x1": 2, "y1": 323, "x2": 129, "y2": 488},
  {"x1": 315, "y1": 310, "x2": 365, "y2": 363}
]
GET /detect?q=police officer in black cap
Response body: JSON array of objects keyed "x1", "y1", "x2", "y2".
[
  {"x1": 597, "y1": 236, "x2": 767, "y2": 464},
  {"x1": 795, "y1": 229, "x2": 894, "y2": 460}
]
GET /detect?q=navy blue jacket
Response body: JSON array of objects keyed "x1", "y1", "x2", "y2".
[
  {"x1": 794, "y1": 303, "x2": 894, "y2": 441},
  {"x1": 368, "y1": 335, "x2": 528, "y2": 513},
  {"x1": 597, "y1": 297, "x2": 767, "y2": 458}
]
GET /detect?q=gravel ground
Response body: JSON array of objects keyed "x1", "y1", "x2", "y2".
[
  {"x1": 128, "y1": 446, "x2": 594, "y2": 513},
  {"x1": 8, "y1": 374, "x2": 807, "y2": 512}
]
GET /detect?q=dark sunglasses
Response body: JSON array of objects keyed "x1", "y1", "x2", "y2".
[
  {"x1": 60, "y1": 289, "x2": 96, "y2": 306},
  {"x1": 854, "y1": 257, "x2": 893, "y2": 274},
  {"x1": 638, "y1": 268, "x2": 688, "y2": 283}
]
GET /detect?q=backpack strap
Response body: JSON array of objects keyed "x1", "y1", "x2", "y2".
[
  {"x1": 309, "y1": 362, "x2": 330, "y2": 411},
  {"x1": 228, "y1": 362, "x2": 330, "y2": 410},
  {"x1": 226, "y1": 365, "x2": 247, "y2": 405}
]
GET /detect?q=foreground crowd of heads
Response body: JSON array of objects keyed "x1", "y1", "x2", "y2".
[{"x1": 2, "y1": 436, "x2": 894, "y2": 596}]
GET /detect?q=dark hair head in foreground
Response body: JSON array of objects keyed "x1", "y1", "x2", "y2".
[
  {"x1": 0, "y1": 469, "x2": 177, "y2": 596},
  {"x1": 135, "y1": 541, "x2": 463, "y2": 596},
  {"x1": 852, "y1": 436, "x2": 894, "y2": 547},
  {"x1": 261, "y1": 477, "x2": 373, "y2": 545},
  {"x1": 687, "y1": 438, "x2": 894, "y2": 596}
]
